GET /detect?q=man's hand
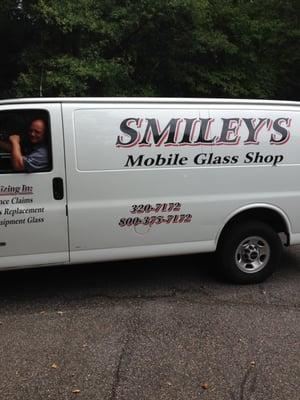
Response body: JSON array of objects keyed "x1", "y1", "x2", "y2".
[{"x1": 9, "y1": 134, "x2": 21, "y2": 145}]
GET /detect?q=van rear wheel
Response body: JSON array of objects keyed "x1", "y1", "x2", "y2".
[{"x1": 218, "y1": 221, "x2": 282, "y2": 284}]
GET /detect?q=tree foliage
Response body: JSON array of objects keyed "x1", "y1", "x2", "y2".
[{"x1": 0, "y1": 0, "x2": 299, "y2": 99}]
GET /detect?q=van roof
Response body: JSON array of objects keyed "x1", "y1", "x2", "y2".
[{"x1": 0, "y1": 97, "x2": 299, "y2": 107}]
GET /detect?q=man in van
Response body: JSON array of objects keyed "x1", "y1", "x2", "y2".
[{"x1": 0, "y1": 118, "x2": 48, "y2": 172}]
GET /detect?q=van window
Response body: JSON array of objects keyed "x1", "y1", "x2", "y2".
[{"x1": 0, "y1": 109, "x2": 52, "y2": 173}]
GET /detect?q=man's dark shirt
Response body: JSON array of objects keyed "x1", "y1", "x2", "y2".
[{"x1": 23, "y1": 140, "x2": 48, "y2": 172}]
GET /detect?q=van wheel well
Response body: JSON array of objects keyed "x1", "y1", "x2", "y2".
[{"x1": 217, "y1": 208, "x2": 290, "y2": 248}]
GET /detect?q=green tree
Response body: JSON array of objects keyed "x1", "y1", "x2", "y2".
[{"x1": 0, "y1": 0, "x2": 299, "y2": 99}]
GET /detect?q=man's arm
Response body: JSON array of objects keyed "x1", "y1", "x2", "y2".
[{"x1": 9, "y1": 135, "x2": 25, "y2": 171}]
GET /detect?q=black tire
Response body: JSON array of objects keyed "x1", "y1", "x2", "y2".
[{"x1": 218, "y1": 220, "x2": 282, "y2": 284}]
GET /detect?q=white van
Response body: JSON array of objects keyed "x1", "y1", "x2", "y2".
[{"x1": 0, "y1": 98, "x2": 299, "y2": 283}]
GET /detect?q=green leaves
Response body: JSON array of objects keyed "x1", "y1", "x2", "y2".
[
  {"x1": 15, "y1": 56, "x2": 131, "y2": 97},
  {"x1": 0, "y1": 0, "x2": 299, "y2": 99}
]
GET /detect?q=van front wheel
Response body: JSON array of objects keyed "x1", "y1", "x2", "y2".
[{"x1": 218, "y1": 221, "x2": 282, "y2": 284}]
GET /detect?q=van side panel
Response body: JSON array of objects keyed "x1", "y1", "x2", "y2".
[
  {"x1": 63, "y1": 105, "x2": 213, "y2": 258},
  {"x1": 62, "y1": 103, "x2": 300, "y2": 263}
]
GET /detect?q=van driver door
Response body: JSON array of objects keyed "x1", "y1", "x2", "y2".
[{"x1": 0, "y1": 103, "x2": 69, "y2": 269}]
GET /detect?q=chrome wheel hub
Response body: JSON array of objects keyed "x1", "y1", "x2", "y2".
[{"x1": 235, "y1": 236, "x2": 270, "y2": 273}]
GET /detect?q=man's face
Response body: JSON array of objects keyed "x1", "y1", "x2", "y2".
[{"x1": 28, "y1": 120, "x2": 46, "y2": 144}]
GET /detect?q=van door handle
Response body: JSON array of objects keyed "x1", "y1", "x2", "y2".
[{"x1": 52, "y1": 177, "x2": 64, "y2": 200}]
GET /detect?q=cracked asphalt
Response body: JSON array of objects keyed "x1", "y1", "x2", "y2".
[{"x1": 0, "y1": 246, "x2": 299, "y2": 400}]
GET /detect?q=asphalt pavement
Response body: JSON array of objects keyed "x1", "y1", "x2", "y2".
[{"x1": 0, "y1": 246, "x2": 299, "y2": 400}]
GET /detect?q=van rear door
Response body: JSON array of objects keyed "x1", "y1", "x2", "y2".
[{"x1": 0, "y1": 103, "x2": 69, "y2": 269}]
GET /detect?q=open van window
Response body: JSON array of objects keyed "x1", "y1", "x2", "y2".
[{"x1": 0, "y1": 109, "x2": 52, "y2": 173}]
